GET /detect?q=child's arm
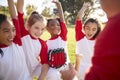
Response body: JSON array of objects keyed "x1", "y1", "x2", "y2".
[
  {"x1": 17, "y1": 0, "x2": 28, "y2": 37},
  {"x1": 76, "y1": 2, "x2": 90, "y2": 20},
  {"x1": 38, "y1": 64, "x2": 49, "y2": 80},
  {"x1": 7, "y1": 0, "x2": 17, "y2": 19},
  {"x1": 17, "y1": 0, "x2": 24, "y2": 13},
  {"x1": 75, "y1": 2, "x2": 90, "y2": 41},
  {"x1": 53, "y1": 0, "x2": 67, "y2": 41},
  {"x1": 7, "y1": 0, "x2": 21, "y2": 45},
  {"x1": 53, "y1": 0, "x2": 65, "y2": 22}
]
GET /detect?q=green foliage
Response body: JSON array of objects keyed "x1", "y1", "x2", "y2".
[
  {"x1": 41, "y1": 7, "x2": 53, "y2": 18},
  {"x1": 0, "y1": 6, "x2": 9, "y2": 16},
  {"x1": 26, "y1": 4, "x2": 37, "y2": 15},
  {"x1": 59, "y1": 0, "x2": 94, "y2": 24}
]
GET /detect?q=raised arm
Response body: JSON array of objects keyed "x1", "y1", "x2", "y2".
[
  {"x1": 17, "y1": 0, "x2": 28, "y2": 37},
  {"x1": 75, "y1": 2, "x2": 90, "y2": 41},
  {"x1": 7, "y1": 0, "x2": 17, "y2": 19},
  {"x1": 53, "y1": 0, "x2": 67, "y2": 40},
  {"x1": 7, "y1": 0, "x2": 22, "y2": 45},
  {"x1": 76, "y1": 2, "x2": 90, "y2": 20},
  {"x1": 53, "y1": 0, "x2": 65, "y2": 22},
  {"x1": 17, "y1": 0, "x2": 24, "y2": 13}
]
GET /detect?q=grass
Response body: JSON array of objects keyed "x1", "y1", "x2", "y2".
[{"x1": 40, "y1": 25, "x2": 76, "y2": 64}]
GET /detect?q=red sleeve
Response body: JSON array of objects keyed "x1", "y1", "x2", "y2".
[
  {"x1": 12, "y1": 19, "x2": 22, "y2": 45},
  {"x1": 18, "y1": 12, "x2": 28, "y2": 37},
  {"x1": 39, "y1": 39, "x2": 48, "y2": 64},
  {"x1": 59, "y1": 22, "x2": 68, "y2": 41},
  {"x1": 75, "y1": 20, "x2": 85, "y2": 41}
]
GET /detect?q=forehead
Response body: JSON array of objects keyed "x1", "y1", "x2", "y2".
[
  {"x1": 48, "y1": 19, "x2": 59, "y2": 24},
  {"x1": 0, "y1": 19, "x2": 14, "y2": 30},
  {"x1": 85, "y1": 22, "x2": 97, "y2": 28},
  {"x1": 32, "y1": 21, "x2": 46, "y2": 28}
]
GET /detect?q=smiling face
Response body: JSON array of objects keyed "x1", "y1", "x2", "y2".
[
  {"x1": 27, "y1": 21, "x2": 46, "y2": 38},
  {"x1": 0, "y1": 18, "x2": 16, "y2": 46},
  {"x1": 47, "y1": 19, "x2": 60, "y2": 37},
  {"x1": 26, "y1": 11, "x2": 46, "y2": 39},
  {"x1": 84, "y1": 22, "x2": 98, "y2": 39}
]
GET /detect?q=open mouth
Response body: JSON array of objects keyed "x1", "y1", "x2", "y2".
[{"x1": 8, "y1": 39, "x2": 13, "y2": 43}]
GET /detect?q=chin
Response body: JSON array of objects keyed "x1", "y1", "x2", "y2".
[
  {"x1": 6, "y1": 42, "x2": 12, "y2": 46},
  {"x1": 87, "y1": 36, "x2": 92, "y2": 40}
]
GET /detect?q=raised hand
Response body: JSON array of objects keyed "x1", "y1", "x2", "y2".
[
  {"x1": 83, "y1": 2, "x2": 91, "y2": 8},
  {"x1": 52, "y1": 0, "x2": 60, "y2": 4},
  {"x1": 76, "y1": 2, "x2": 91, "y2": 20}
]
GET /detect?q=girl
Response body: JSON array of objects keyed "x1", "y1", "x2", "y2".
[
  {"x1": 75, "y1": 2, "x2": 101, "y2": 80},
  {"x1": 46, "y1": 0, "x2": 70, "y2": 80},
  {"x1": 15, "y1": 0, "x2": 49, "y2": 79},
  {"x1": 0, "y1": 0, "x2": 30, "y2": 79}
]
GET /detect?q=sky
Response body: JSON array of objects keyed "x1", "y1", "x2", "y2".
[
  {"x1": 0, "y1": 0, "x2": 107, "y2": 23},
  {"x1": 0, "y1": 0, "x2": 56, "y2": 13}
]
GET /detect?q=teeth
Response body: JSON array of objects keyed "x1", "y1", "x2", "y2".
[{"x1": 9, "y1": 39, "x2": 13, "y2": 41}]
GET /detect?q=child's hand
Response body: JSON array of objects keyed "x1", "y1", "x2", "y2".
[
  {"x1": 52, "y1": 0, "x2": 60, "y2": 4},
  {"x1": 83, "y1": 2, "x2": 91, "y2": 9}
]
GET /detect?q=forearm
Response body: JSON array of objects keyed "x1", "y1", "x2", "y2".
[
  {"x1": 75, "y1": 54, "x2": 82, "y2": 72},
  {"x1": 77, "y1": 2, "x2": 90, "y2": 20},
  {"x1": 55, "y1": 2, "x2": 65, "y2": 22},
  {"x1": 77, "y1": 6, "x2": 88, "y2": 20},
  {"x1": 39, "y1": 64, "x2": 49, "y2": 80},
  {"x1": 7, "y1": 0, "x2": 17, "y2": 19},
  {"x1": 17, "y1": 0, "x2": 24, "y2": 13}
]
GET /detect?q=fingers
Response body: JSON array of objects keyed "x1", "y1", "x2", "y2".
[
  {"x1": 83, "y1": 2, "x2": 91, "y2": 8},
  {"x1": 68, "y1": 63, "x2": 74, "y2": 69},
  {"x1": 52, "y1": 0, "x2": 59, "y2": 3}
]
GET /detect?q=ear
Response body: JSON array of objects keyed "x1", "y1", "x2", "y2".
[{"x1": 25, "y1": 23, "x2": 30, "y2": 31}]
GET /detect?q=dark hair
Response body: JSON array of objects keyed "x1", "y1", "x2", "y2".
[
  {"x1": 84, "y1": 18, "x2": 101, "y2": 39},
  {"x1": 27, "y1": 11, "x2": 45, "y2": 27},
  {"x1": 47, "y1": 18, "x2": 60, "y2": 27},
  {"x1": 0, "y1": 14, "x2": 6, "y2": 57},
  {"x1": 0, "y1": 14, "x2": 7, "y2": 28}
]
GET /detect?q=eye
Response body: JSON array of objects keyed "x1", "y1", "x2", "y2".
[
  {"x1": 35, "y1": 26, "x2": 39, "y2": 29},
  {"x1": 41, "y1": 28, "x2": 45, "y2": 31},
  {"x1": 4, "y1": 30, "x2": 10, "y2": 33},
  {"x1": 85, "y1": 27, "x2": 90, "y2": 30},
  {"x1": 92, "y1": 28, "x2": 97, "y2": 31}
]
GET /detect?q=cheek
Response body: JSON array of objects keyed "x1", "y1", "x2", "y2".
[
  {"x1": 13, "y1": 31, "x2": 16, "y2": 37},
  {"x1": 29, "y1": 28, "x2": 36, "y2": 34}
]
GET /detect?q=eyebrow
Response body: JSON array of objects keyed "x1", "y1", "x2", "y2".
[{"x1": 2, "y1": 28, "x2": 10, "y2": 31}]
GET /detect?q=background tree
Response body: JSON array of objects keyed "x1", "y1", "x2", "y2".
[
  {"x1": 26, "y1": 4, "x2": 37, "y2": 15},
  {"x1": 59, "y1": 0, "x2": 94, "y2": 24},
  {"x1": 41, "y1": 7, "x2": 53, "y2": 18},
  {"x1": 0, "y1": 5, "x2": 9, "y2": 16}
]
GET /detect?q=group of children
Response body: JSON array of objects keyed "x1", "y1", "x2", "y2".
[{"x1": 0, "y1": 0, "x2": 101, "y2": 80}]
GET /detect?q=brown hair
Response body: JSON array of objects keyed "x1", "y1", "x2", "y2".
[
  {"x1": 84, "y1": 18, "x2": 101, "y2": 39},
  {"x1": 27, "y1": 11, "x2": 46, "y2": 27}
]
